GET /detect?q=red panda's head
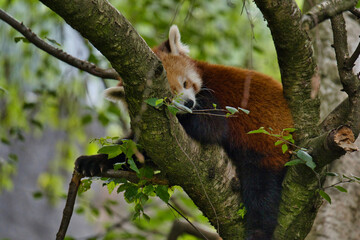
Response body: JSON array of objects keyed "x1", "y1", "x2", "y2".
[
  {"x1": 153, "y1": 25, "x2": 202, "y2": 110},
  {"x1": 104, "y1": 25, "x2": 202, "y2": 110}
]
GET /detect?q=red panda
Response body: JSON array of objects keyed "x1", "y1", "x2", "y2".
[{"x1": 89, "y1": 25, "x2": 294, "y2": 239}]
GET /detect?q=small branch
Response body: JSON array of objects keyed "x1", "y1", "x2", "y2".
[
  {"x1": 331, "y1": 14, "x2": 360, "y2": 136},
  {"x1": 0, "y1": 8, "x2": 121, "y2": 81},
  {"x1": 345, "y1": 40, "x2": 360, "y2": 70},
  {"x1": 56, "y1": 171, "x2": 83, "y2": 240},
  {"x1": 301, "y1": 0, "x2": 358, "y2": 30},
  {"x1": 323, "y1": 179, "x2": 353, "y2": 190},
  {"x1": 307, "y1": 125, "x2": 358, "y2": 169},
  {"x1": 349, "y1": 8, "x2": 360, "y2": 18}
]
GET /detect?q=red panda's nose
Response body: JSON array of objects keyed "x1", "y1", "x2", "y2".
[{"x1": 184, "y1": 100, "x2": 195, "y2": 109}]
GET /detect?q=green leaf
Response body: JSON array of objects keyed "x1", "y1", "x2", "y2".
[
  {"x1": 98, "y1": 112, "x2": 110, "y2": 126},
  {"x1": 247, "y1": 127, "x2": 270, "y2": 135},
  {"x1": 32, "y1": 191, "x2": 43, "y2": 199},
  {"x1": 46, "y1": 37, "x2": 61, "y2": 46},
  {"x1": 284, "y1": 159, "x2": 304, "y2": 167},
  {"x1": 305, "y1": 160, "x2": 316, "y2": 170},
  {"x1": 173, "y1": 101, "x2": 193, "y2": 113},
  {"x1": 283, "y1": 128, "x2": 296, "y2": 132},
  {"x1": 319, "y1": 190, "x2": 331, "y2": 204},
  {"x1": 79, "y1": 179, "x2": 92, "y2": 193},
  {"x1": 97, "y1": 145, "x2": 122, "y2": 159},
  {"x1": 275, "y1": 140, "x2": 284, "y2": 146},
  {"x1": 236, "y1": 204, "x2": 247, "y2": 219},
  {"x1": 155, "y1": 98, "x2": 164, "y2": 106},
  {"x1": 128, "y1": 158, "x2": 140, "y2": 174},
  {"x1": 143, "y1": 213, "x2": 151, "y2": 221},
  {"x1": 225, "y1": 106, "x2": 239, "y2": 114},
  {"x1": 107, "y1": 181, "x2": 117, "y2": 194},
  {"x1": 145, "y1": 98, "x2": 164, "y2": 108},
  {"x1": 296, "y1": 150, "x2": 312, "y2": 162},
  {"x1": 30, "y1": 119, "x2": 43, "y2": 130},
  {"x1": 155, "y1": 185, "x2": 170, "y2": 203},
  {"x1": 124, "y1": 185, "x2": 139, "y2": 203},
  {"x1": 139, "y1": 166, "x2": 154, "y2": 179},
  {"x1": 138, "y1": 192, "x2": 149, "y2": 205},
  {"x1": 325, "y1": 172, "x2": 339, "y2": 177},
  {"x1": 167, "y1": 105, "x2": 180, "y2": 115},
  {"x1": 334, "y1": 186, "x2": 347, "y2": 193},
  {"x1": 90, "y1": 206, "x2": 100, "y2": 217},
  {"x1": 8, "y1": 153, "x2": 18, "y2": 162},
  {"x1": 14, "y1": 37, "x2": 30, "y2": 43},
  {"x1": 281, "y1": 144, "x2": 288, "y2": 153},
  {"x1": 0, "y1": 86, "x2": 8, "y2": 94},
  {"x1": 212, "y1": 103, "x2": 217, "y2": 109},
  {"x1": 75, "y1": 206, "x2": 85, "y2": 215},
  {"x1": 81, "y1": 114, "x2": 93, "y2": 125},
  {"x1": 143, "y1": 185, "x2": 155, "y2": 195},
  {"x1": 117, "y1": 183, "x2": 129, "y2": 193},
  {"x1": 114, "y1": 162, "x2": 126, "y2": 170},
  {"x1": 1, "y1": 137, "x2": 10, "y2": 145},
  {"x1": 297, "y1": 150, "x2": 316, "y2": 170},
  {"x1": 238, "y1": 107, "x2": 250, "y2": 115}
]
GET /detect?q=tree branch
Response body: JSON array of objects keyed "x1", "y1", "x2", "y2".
[
  {"x1": 349, "y1": 8, "x2": 360, "y2": 18},
  {"x1": 301, "y1": 0, "x2": 358, "y2": 30},
  {"x1": 306, "y1": 126, "x2": 358, "y2": 168},
  {"x1": 345, "y1": 39, "x2": 360, "y2": 71},
  {"x1": 0, "y1": 8, "x2": 121, "y2": 81},
  {"x1": 331, "y1": 14, "x2": 360, "y2": 137},
  {"x1": 56, "y1": 171, "x2": 83, "y2": 240}
]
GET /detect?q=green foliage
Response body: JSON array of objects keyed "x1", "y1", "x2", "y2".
[
  {"x1": 248, "y1": 126, "x2": 296, "y2": 154},
  {"x1": 237, "y1": 203, "x2": 247, "y2": 219},
  {"x1": 319, "y1": 190, "x2": 331, "y2": 204}
]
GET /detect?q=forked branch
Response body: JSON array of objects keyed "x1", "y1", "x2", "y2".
[{"x1": 301, "y1": 0, "x2": 358, "y2": 30}]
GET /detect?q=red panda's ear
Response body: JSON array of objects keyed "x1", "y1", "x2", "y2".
[{"x1": 169, "y1": 25, "x2": 189, "y2": 55}]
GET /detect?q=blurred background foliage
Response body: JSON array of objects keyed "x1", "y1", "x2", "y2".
[{"x1": 0, "y1": 0, "x2": 303, "y2": 239}]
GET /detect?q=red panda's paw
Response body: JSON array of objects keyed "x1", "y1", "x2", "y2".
[{"x1": 75, "y1": 154, "x2": 120, "y2": 177}]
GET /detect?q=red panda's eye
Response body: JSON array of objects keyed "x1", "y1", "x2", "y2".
[{"x1": 183, "y1": 81, "x2": 188, "y2": 89}]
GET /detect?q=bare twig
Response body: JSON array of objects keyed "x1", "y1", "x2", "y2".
[
  {"x1": 301, "y1": 0, "x2": 358, "y2": 30},
  {"x1": 345, "y1": 40, "x2": 360, "y2": 69},
  {"x1": 349, "y1": 8, "x2": 360, "y2": 18},
  {"x1": 56, "y1": 171, "x2": 83, "y2": 240},
  {"x1": 0, "y1": 8, "x2": 121, "y2": 81}
]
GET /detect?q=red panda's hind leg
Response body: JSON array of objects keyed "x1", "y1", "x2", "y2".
[{"x1": 239, "y1": 154, "x2": 285, "y2": 240}]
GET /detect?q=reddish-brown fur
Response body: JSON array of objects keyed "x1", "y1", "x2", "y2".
[{"x1": 195, "y1": 61, "x2": 294, "y2": 170}]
